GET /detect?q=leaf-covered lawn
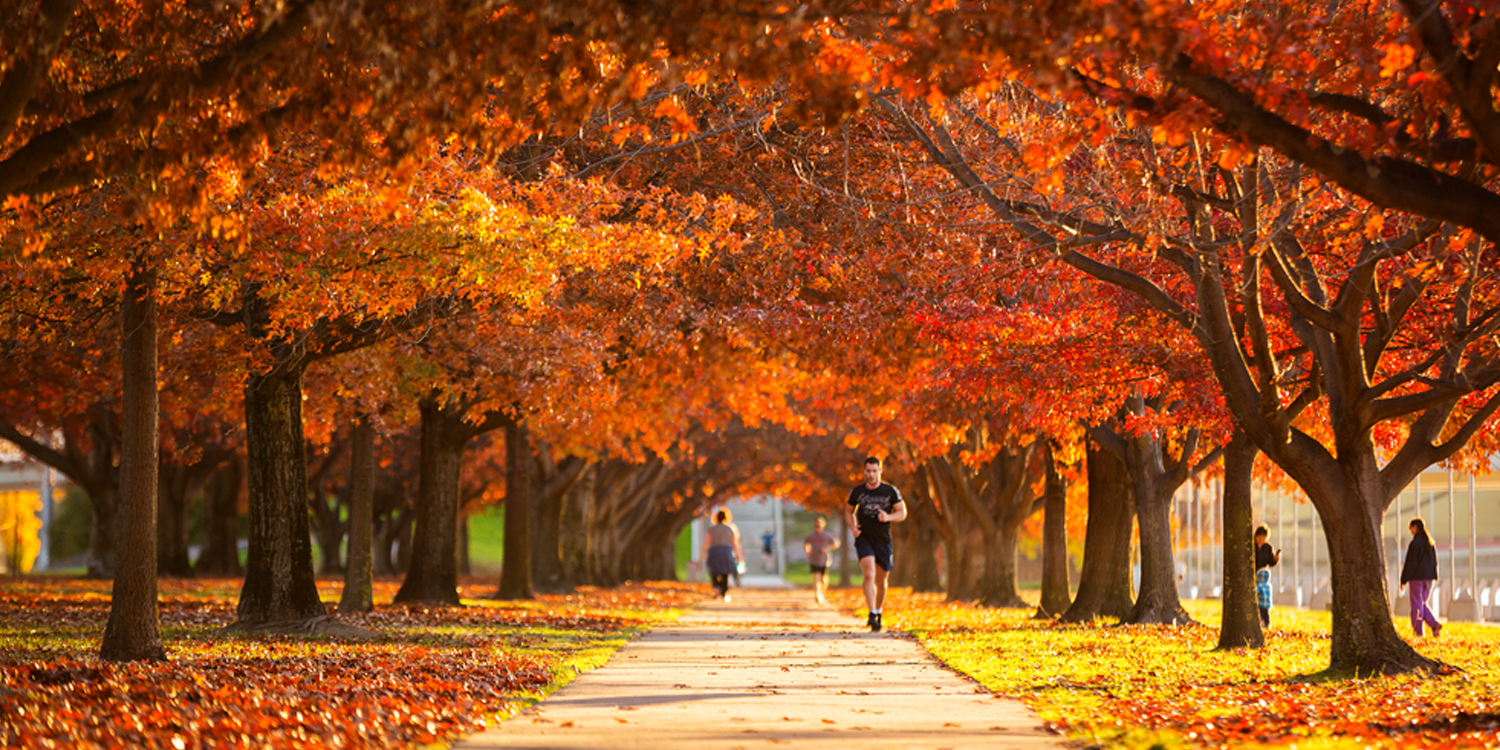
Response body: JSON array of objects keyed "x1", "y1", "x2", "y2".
[
  {"x1": 844, "y1": 589, "x2": 1500, "y2": 749},
  {"x1": 0, "y1": 577, "x2": 705, "y2": 749}
]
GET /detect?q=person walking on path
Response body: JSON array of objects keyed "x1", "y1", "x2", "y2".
[
  {"x1": 803, "y1": 516, "x2": 840, "y2": 604},
  {"x1": 760, "y1": 529, "x2": 776, "y2": 572},
  {"x1": 1400, "y1": 517, "x2": 1442, "y2": 637},
  {"x1": 846, "y1": 456, "x2": 906, "y2": 632},
  {"x1": 1254, "y1": 525, "x2": 1280, "y2": 628},
  {"x1": 703, "y1": 509, "x2": 743, "y2": 601}
]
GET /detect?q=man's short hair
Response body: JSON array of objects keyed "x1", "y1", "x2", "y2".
[
  {"x1": 864, "y1": 456, "x2": 882, "y2": 467},
  {"x1": 1254, "y1": 525, "x2": 1269, "y2": 538}
]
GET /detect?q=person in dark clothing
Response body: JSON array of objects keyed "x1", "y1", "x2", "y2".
[
  {"x1": 1254, "y1": 525, "x2": 1280, "y2": 627},
  {"x1": 1400, "y1": 517, "x2": 1442, "y2": 637},
  {"x1": 846, "y1": 456, "x2": 906, "y2": 632}
]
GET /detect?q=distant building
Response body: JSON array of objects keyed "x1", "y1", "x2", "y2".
[{"x1": 0, "y1": 448, "x2": 53, "y2": 574}]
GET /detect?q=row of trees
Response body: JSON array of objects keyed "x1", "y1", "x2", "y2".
[{"x1": 5, "y1": 0, "x2": 1500, "y2": 678}]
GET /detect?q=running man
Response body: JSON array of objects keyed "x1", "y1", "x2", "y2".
[
  {"x1": 846, "y1": 456, "x2": 906, "y2": 632},
  {"x1": 802, "y1": 516, "x2": 840, "y2": 604}
]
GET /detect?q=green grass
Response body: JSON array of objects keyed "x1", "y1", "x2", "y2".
[{"x1": 468, "y1": 505, "x2": 505, "y2": 574}]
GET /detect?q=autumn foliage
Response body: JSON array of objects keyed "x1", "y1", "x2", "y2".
[{"x1": 0, "y1": 577, "x2": 704, "y2": 749}]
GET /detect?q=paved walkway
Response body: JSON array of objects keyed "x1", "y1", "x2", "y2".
[{"x1": 458, "y1": 589, "x2": 1065, "y2": 749}]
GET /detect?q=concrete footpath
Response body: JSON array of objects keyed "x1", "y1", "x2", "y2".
[{"x1": 457, "y1": 589, "x2": 1066, "y2": 749}]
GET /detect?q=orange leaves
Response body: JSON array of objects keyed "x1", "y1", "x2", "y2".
[
  {"x1": 0, "y1": 578, "x2": 703, "y2": 749},
  {"x1": 1378, "y1": 43, "x2": 1416, "y2": 78}
]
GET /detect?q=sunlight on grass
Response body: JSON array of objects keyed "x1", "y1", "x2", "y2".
[{"x1": 846, "y1": 589, "x2": 1500, "y2": 749}]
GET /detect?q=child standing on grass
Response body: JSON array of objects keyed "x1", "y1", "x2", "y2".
[{"x1": 1254, "y1": 525, "x2": 1280, "y2": 628}]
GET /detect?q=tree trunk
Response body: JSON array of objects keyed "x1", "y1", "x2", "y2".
[
  {"x1": 1123, "y1": 477, "x2": 1193, "y2": 624},
  {"x1": 236, "y1": 362, "x2": 326, "y2": 625},
  {"x1": 530, "y1": 459, "x2": 564, "y2": 591},
  {"x1": 339, "y1": 419, "x2": 376, "y2": 613},
  {"x1": 558, "y1": 464, "x2": 594, "y2": 589},
  {"x1": 84, "y1": 408, "x2": 120, "y2": 580},
  {"x1": 195, "y1": 456, "x2": 243, "y2": 577},
  {"x1": 909, "y1": 502, "x2": 945, "y2": 593},
  {"x1": 156, "y1": 457, "x2": 194, "y2": 578},
  {"x1": 981, "y1": 519, "x2": 1029, "y2": 608},
  {"x1": 1216, "y1": 432, "x2": 1263, "y2": 649},
  {"x1": 496, "y1": 419, "x2": 535, "y2": 599},
  {"x1": 1062, "y1": 441, "x2": 1135, "y2": 622},
  {"x1": 458, "y1": 515, "x2": 471, "y2": 576},
  {"x1": 1321, "y1": 486, "x2": 1438, "y2": 674},
  {"x1": 100, "y1": 266, "x2": 166, "y2": 662},
  {"x1": 394, "y1": 399, "x2": 466, "y2": 605},
  {"x1": 1038, "y1": 441, "x2": 1072, "y2": 618},
  {"x1": 889, "y1": 518, "x2": 916, "y2": 588}
]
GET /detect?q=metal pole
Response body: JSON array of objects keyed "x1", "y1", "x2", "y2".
[
  {"x1": 1259, "y1": 484, "x2": 1266, "y2": 530},
  {"x1": 1293, "y1": 498, "x2": 1301, "y2": 606},
  {"x1": 37, "y1": 466, "x2": 53, "y2": 571},
  {"x1": 1395, "y1": 480, "x2": 1404, "y2": 595},
  {"x1": 1470, "y1": 473, "x2": 1479, "y2": 619},
  {"x1": 1312, "y1": 504, "x2": 1319, "y2": 601},
  {"x1": 773, "y1": 495, "x2": 786, "y2": 576},
  {"x1": 1213, "y1": 479, "x2": 1222, "y2": 595},
  {"x1": 691, "y1": 516, "x2": 704, "y2": 581},
  {"x1": 1194, "y1": 481, "x2": 1202, "y2": 596},
  {"x1": 1278, "y1": 490, "x2": 1286, "y2": 595},
  {"x1": 1449, "y1": 471, "x2": 1456, "y2": 603}
]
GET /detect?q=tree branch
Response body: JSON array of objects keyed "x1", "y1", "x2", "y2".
[
  {"x1": 1167, "y1": 55, "x2": 1500, "y2": 242},
  {"x1": 0, "y1": 0, "x2": 80, "y2": 146}
]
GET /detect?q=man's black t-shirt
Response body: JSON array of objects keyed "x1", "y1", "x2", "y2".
[{"x1": 848, "y1": 482, "x2": 902, "y2": 545}]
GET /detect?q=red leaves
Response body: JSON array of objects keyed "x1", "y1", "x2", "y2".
[{"x1": 0, "y1": 578, "x2": 702, "y2": 749}]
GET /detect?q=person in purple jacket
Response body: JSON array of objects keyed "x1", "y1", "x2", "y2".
[{"x1": 1399, "y1": 517, "x2": 1442, "y2": 638}]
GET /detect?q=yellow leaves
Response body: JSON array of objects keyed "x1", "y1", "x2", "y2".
[{"x1": 1364, "y1": 212, "x2": 1385, "y2": 239}]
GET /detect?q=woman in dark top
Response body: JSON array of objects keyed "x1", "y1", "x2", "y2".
[
  {"x1": 702, "y1": 509, "x2": 743, "y2": 601},
  {"x1": 1399, "y1": 517, "x2": 1442, "y2": 637}
]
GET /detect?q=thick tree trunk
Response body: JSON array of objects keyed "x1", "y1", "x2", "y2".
[
  {"x1": 558, "y1": 464, "x2": 594, "y2": 589},
  {"x1": 1038, "y1": 442, "x2": 1072, "y2": 618},
  {"x1": 945, "y1": 526, "x2": 977, "y2": 601},
  {"x1": 1062, "y1": 441, "x2": 1135, "y2": 622},
  {"x1": 1123, "y1": 479, "x2": 1193, "y2": 624},
  {"x1": 1217, "y1": 433, "x2": 1263, "y2": 649},
  {"x1": 624, "y1": 521, "x2": 679, "y2": 581},
  {"x1": 84, "y1": 408, "x2": 120, "y2": 579},
  {"x1": 236, "y1": 362, "x2": 326, "y2": 625},
  {"x1": 156, "y1": 458, "x2": 194, "y2": 578},
  {"x1": 981, "y1": 520, "x2": 1029, "y2": 608},
  {"x1": 195, "y1": 456, "x2": 243, "y2": 577},
  {"x1": 531, "y1": 461, "x2": 564, "y2": 591},
  {"x1": 909, "y1": 504, "x2": 945, "y2": 593},
  {"x1": 394, "y1": 400, "x2": 466, "y2": 605},
  {"x1": 889, "y1": 519, "x2": 916, "y2": 588},
  {"x1": 1320, "y1": 486, "x2": 1438, "y2": 674},
  {"x1": 100, "y1": 267, "x2": 165, "y2": 662},
  {"x1": 496, "y1": 420, "x2": 535, "y2": 599},
  {"x1": 458, "y1": 515, "x2": 471, "y2": 576},
  {"x1": 339, "y1": 419, "x2": 376, "y2": 613}
]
